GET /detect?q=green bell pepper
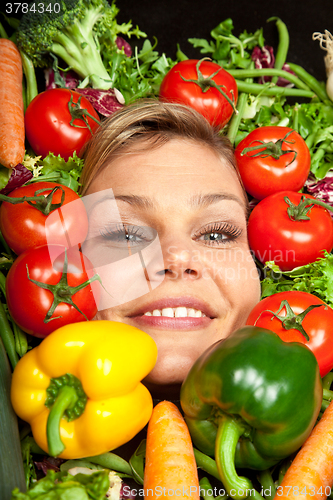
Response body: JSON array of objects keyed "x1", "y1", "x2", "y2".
[{"x1": 180, "y1": 326, "x2": 322, "y2": 500}]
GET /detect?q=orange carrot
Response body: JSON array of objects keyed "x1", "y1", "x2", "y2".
[
  {"x1": 274, "y1": 400, "x2": 333, "y2": 500},
  {"x1": 144, "y1": 401, "x2": 200, "y2": 500},
  {"x1": 0, "y1": 38, "x2": 25, "y2": 169}
]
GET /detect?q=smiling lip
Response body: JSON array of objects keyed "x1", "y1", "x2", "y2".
[{"x1": 127, "y1": 297, "x2": 216, "y2": 330}]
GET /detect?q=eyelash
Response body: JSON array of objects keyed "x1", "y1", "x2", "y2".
[
  {"x1": 100, "y1": 224, "x2": 149, "y2": 244},
  {"x1": 99, "y1": 222, "x2": 242, "y2": 247},
  {"x1": 194, "y1": 222, "x2": 242, "y2": 246}
]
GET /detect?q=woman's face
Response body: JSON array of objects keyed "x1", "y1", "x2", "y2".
[{"x1": 83, "y1": 138, "x2": 261, "y2": 386}]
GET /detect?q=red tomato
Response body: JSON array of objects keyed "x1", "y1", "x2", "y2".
[
  {"x1": 246, "y1": 291, "x2": 333, "y2": 377},
  {"x1": 0, "y1": 181, "x2": 88, "y2": 255},
  {"x1": 235, "y1": 126, "x2": 311, "y2": 200},
  {"x1": 248, "y1": 191, "x2": 333, "y2": 271},
  {"x1": 159, "y1": 59, "x2": 238, "y2": 128},
  {"x1": 6, "y1": 244, "x2": 100, "y2": 338},
  {"x1": 24, "y1": 88, "x2": 100, "y2": 160}
]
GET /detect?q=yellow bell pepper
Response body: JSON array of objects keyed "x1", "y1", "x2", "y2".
[{"x1": 11, "y1": 320, "x2": 157, "y2": 459}]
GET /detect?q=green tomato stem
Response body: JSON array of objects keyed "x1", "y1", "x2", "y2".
[
  {"x1": 0, "y1": 186, "x2": 65, "y2": 216},
  {"x1": 26, "y1": 248, "x2": 102, "y2": 323}
]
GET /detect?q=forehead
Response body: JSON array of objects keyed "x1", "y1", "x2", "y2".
[{"x1": 88, "y1": 138, "x2": 245, "y2": 204}]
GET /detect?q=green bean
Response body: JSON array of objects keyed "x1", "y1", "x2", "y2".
[
  {"x1": 227, "y1": 91, "x2": 249, "y2": 146},
  {"x1": 199, "y1": 477, "x2": 218, "y2": 500},
  {"x1": 268, "y1": 17, "x2": 290, "y2": 84},
  {"x1": 288, "y1": 62, "x2": 330, "y2": 102},
  {"x1": 322, "y1": 372, "x2": 333, "y2": 391},
  {"x1": 12, "y1": 322, "x2": 28, "y2": 358},
  {"x1": 0, "y1": 300, "x2": 19, "y2": 369},
  {"x1": 275, "y1": 117, "x2": 290, "y2": 127},
  {"x1": 194, "y1": 448, "x2": 221, "y2": 481},
  {"x1": 257, "y1": 469, "x2": 276, "y2": 499},
  {"x1": 311, "y1": 137, "x2": 332, "y2": 176},
  {"x1": 228, "y1": 68, "x2": 310, "y2": 91},
  {"x1": 0, "y1": 21, "x2": 8, "y2": 39},
  {"x1": 20, "y1": 50, "x2": 38, "y2": 107},
  {"x1": 0, "y1": 229, "x2": 13, "y2": 257},
  {"x1": 235, "y1": 80, "x2": 315, "y2": 98},
  {"x1": 0, "y1": 271, "x2": 28, "y2": 358},
  {"x1": 0, "y1": 270, "x2": 6, "y2": 298},
  {"x1": 305, "y1": 128, "x2": 319, "y2": 149},
  {"x1": 84, "y1": 452, "x2": 132, "y2": 476},
  {"x1": 292, "y1": 106, "x2": 299, "y2": 132}
]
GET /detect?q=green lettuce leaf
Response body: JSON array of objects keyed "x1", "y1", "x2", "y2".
[
  {"x1": 11, "y1": 469, "x2": 110, "y2": 500},
  {"x1": 260, "y1": 251, "x2": 333, "y2": 307}
]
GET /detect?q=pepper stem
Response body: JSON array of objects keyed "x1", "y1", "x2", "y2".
[
  {"x1": 46, "y1": 385, "x2": 78, "y2": 456},
  {"x1": 215, "y1": 413, "x2": 253, "y2": 500},
  {"x1": 45, "y1": 373, "x2": 87, "y2": 457}
]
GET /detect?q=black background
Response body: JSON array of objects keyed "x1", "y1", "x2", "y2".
[{"x1": 115, "y1": 0, "x2": 333, "y2": 83}]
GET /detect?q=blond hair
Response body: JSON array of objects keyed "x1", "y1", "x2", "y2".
[{"x1": 79, "y1": 99, "x2": 241, "y2": 195}]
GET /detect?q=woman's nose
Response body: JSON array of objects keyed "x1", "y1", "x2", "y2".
[{"x1": 156, "y1": 240, "x2": 204, "y2": 280}]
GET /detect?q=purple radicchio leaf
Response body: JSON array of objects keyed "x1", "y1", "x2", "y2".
[
  {"x1": 251, "y1": 45, "x2": 295, "y2": 87},
  {"x1": 74, "y1": 87, "x2": 124, "y2": 117},
  {"x1": 119, "y1": 482, "x2": 136, "y2": 500},
  {"x1": 116, "y1": 36, "x2": 132, "y2": 57},
  {"x1": 305, "y1": 172, "x2": 333, "y2": 216},
  {"x1": 248, "y1": 197, "x2": 259, "y2": 212},
  {"x1": 34, "y1": 456, "x2": 65, "y2": 475},
  {"x1": 0, "y1": 164, "x2": 33, "y2": 195},
  {"x1": 44, "y1": 68, "x2": 80, "y2": 90}
]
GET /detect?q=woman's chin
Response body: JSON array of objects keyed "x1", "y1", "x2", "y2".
[{"x1": 142, "y1": 352, "x2": 195, "y2": 395}]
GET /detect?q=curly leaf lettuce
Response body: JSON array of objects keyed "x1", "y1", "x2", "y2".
[
  {"x1": 22, "y1": 152, "x2": 85, "y2": 192},
  {"x1": 260, "y1": 251, "x2": 333, "y2": 307},
  {"x1": 11, "y1": 469, "x2": 110, "y2": 500}
]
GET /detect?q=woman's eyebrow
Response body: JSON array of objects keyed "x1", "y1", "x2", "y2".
[
  {"x1": 189, "y1": 193, "x2": 246, "y2": 210},
  {"x1": 113, "y1": 193, "x2": 246, "y2": 210}
]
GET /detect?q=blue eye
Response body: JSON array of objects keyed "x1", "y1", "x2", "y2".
[
  {"x1": 196, "y1": 222, "x2": 242, "y2": 245},
  {"x1": 100, "y1": 224, "x2": 157, "y2": 247}
]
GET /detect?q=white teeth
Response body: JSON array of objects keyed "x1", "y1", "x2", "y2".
[
  {"x1": 175, "y1": 307, "x2": 187, "y2": 318},
  {"x1": 162, "y1": 308, "x2": 174, "y2": 318},
  {"x1": 144, "y1": 307, "x2": 206, "y2": 318}
]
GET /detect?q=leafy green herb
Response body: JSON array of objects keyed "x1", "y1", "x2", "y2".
[
  {"x1": 102, "y1": 38, "x2": 179, "y2": 103},
  {"x1": 188, "y1": 18, "x2": 264, "y2": 70}
]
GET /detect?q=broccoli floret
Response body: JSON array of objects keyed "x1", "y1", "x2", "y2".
[{"x1": 16, "y1": 0, "x2": 119, "y2": 89}]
